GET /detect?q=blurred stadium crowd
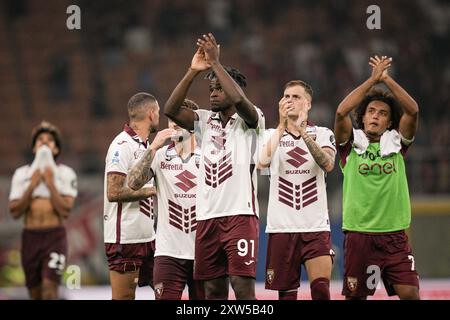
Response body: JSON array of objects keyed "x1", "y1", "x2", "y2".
[
  {"x1": 0, "y1": 0, "x2": 449, "y2": 292},
  {"x1": 0, "y1": 0, "x2": 448, "y2": 193}
]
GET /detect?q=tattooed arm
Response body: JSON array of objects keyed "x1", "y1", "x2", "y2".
[
  {"x1": 301, "y1": 133, "x2": 335, "y2": 173},
  {"x1": 107, "y1": 173, "x2": 156, "y2": 202},
  {"x1": 298, "y1": 109, "x2": 335, "y2": 173},
  {"x1": 128, "y1": 128, "x2": 175, "y2": 190}
]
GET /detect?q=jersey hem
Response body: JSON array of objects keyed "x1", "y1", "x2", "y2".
[{"x1": 196, "y1": 211, "x2": 258, "y2": 221}]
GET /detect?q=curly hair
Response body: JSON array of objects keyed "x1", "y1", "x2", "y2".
[
  {"x1": 31, "y1": 121, "x2": 62, "y2": 158},
  {"x1": 181, "y1": 98, "x2": 199, "y2": 111},
  {"x1": 205, "y1": 66, "x2": 247, "y2": 88},
  {"x1": 354, "y1": 88, "x2": 402, "y2": 130}
]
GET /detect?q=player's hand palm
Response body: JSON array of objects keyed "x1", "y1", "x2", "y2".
[
  {"x1": 278, "y1": 98, "x2": 289, "y2": 126},
  {"x1": 197, "y1": 33, "x2": 220, "y2": 64},
  {"x1": 369, "y1": 55, "x2": 391, "y2": 82},
  {"x1": 191, "y1": 48, "x2": 210, "y2": 71},
  {"x1": 151, "y1": 128, "x2": 177, "y2": 150},
  {"x1": 43, "y1": 167, "x2": 54, "y2": 185},
  {"x1": 30, "y1": 170, "x2": 42, "y2": 189}
]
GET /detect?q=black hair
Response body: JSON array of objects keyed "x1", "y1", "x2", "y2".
[
  {"x1": 182, "y1": 98, "x2": 199, "y2": 111},
  {"x1": 31, "y1": 121, "x2": 62, "y2": 158},
  {"x1": 354, "y1": 88, "x2": 402, "y2": 130},
  {"x1": 205, "y1": 66, "x2": 247, "y2": 88}
]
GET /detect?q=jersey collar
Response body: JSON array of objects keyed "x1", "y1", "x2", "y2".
[{"x1": 123, "y1": 123, "x2": 148, "y2": 147}]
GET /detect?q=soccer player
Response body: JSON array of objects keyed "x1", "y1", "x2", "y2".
[
  {"x1": 104, "y1": 92, "x2": 175, "y2": 300},
  {"x1": 334, "y1": 56, "x2": 420, "y2": 300},
  {"x1": 128, "y1": 99, "x2": 205, "y2": 300},
  {"x1": 9, "y1": 121, "x2": 77, "y2": 299},
  {"x1": 163, "y1": 33, "x2": 265, "y2": 300},
  {"x1": 258, "y1": 80, "x2": 336, "y2": 300}
]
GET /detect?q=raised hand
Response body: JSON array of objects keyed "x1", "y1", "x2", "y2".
[
  {"x1": 150, "y1": 128, "x2": 178, "y2": 150},
  {"x1": 42, "y1": 167, "x2": 54, "y2": 186},
  {"x1": 30, "y1": 169, "x2": 42, "y2": 190},
  {"x1": 197, "y1": 33, "x2": 220, "y2": 64},
  {"x1": 278, "y1": 97, "x2": 292, "y2": 128},
  {"x1": 369, "y1": 55, "x2": 391, "y2": 83},
  {"x1": 191, "y1": 47, "x2": 210, "y2": 71},
  {"x1": 296, "y1": 106, "x2": 308, "y2": 135}
]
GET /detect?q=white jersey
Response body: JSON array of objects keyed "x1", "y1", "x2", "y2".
[
  {"x1": 151, "y1": 143, "x2": 200, "y2": 260},
  {"x1": 9, "y1": 163, "x2": 77, "y2": 201},
  {"x1": 193, "y1": 107, "x2": 265, "y2": 220},
  {"x1": 103, "y1": 124, "x2": 156, "y2": 244},
  {"x1": 265, "y1": 126, "x2": 336, "y2": 233}
]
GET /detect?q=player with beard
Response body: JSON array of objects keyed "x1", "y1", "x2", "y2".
[
  {"x1": 129, "y1": 99, "x2": 205, "y2": 300},
  {"x1": 104, "y1": 92, "x2": 175, "y2": 299}
]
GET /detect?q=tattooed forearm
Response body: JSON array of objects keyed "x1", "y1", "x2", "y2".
[
  {"x1": 128, "y1": 147, "x2": 156, "y2": 190},
  {"x1": 107, "y1": 174, "x2": 155, "y2": 202},
  {"x1": 301, "y1": 133, "x2": 335, "y2": 172}
]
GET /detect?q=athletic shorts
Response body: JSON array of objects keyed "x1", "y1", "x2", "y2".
[
  {"x1": 21, "y1": 226, "x2": 68, "y2": 289},
  {"x1": 265, "y1": 231, "x2": 334, "y2": 290},
  {"x1": 342, "y1": 231, "x2": 420, "y2": 298},
  {"x1": 105, "y1": 240, "x2": 155, "y2": 287},
  {"x1": 194, "y1": 215, "x2": 259, "y2": 280},
  {"x1": 153, "y1": 255, "x2": 204, "y2": 300}
]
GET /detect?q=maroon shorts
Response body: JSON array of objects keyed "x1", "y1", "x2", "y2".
[
  {"x1": 194, "y1": 215, "x2": 259, "y2": 280},
  {"x1": 153, "y1": 256, "x2": 205, "y2": 300},
  {"x1": 342, "y1": 231, "x2": 420, "y2": 298},
  {"x1": 265, "y1": 231, "x2": 334, "y2": 291},
  {"x1": 105, "y1": 240, "x2": 155, "y2": 287},
  {"x1": 21, "y1": 227, "x2": 67, "y2": 289}
]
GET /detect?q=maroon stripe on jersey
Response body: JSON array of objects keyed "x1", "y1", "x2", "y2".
[
  {"x1": 140, "y1": 207, "x2": 151, "y2": 217},
  {"x1": 168, "y1": 206, "x2": 183, "y2": 219},
  {"x1": 169, "y1": 212, "x2": 183, "y2": 225},
  {"x1": 302, "y1": 183, "x2": 316, "y2": 194},
  {"x1": 218, "y1": 171, "x2": 233, "y2": 185},
  {"x1": 303, "y1": 196, "x2": 318, "y2": 208},
  {"x1": 303, "y1": 190, "x2": 318, "y2": 201},
  {"x1": 191, "y1": 226, "x2": 197, "y2": 232},
  {"x1": 279, "y1": 176, "x2": 293, "y2": 187},
  {"x1": 279, "y1": 189, "x2": 293, "y2": 202},
  {"x1": 168, "y1": 199, "x2": 182, "y2": 211},
  {"x1": 218, "y1": 164, "x2": 232, "y2": 176},
  {"x1": 115, "y1": 202, "x2": 122, "y2": 244},
  {"x1": 337, "y1": 138, "x2": 353, "y2": 167},
  {"x1": 279, "y1": 197, "x2": 293, "y2": 208},
  {"x1": 302, "y1": 176, "x2": 316, "y2": 187},
  {"x1": 279, "y1": 181, "x2": 292, "y2": 194},
  {"x1": 169, "y1": 220, "x2": 183, "y2": 231},
  {"x1": 107, "y1": 171, "x2": 126, "y2": 177},
  {"x1": 140, "y1": 201, "x2": 150, "y2": 211},
  {"x1": 219, "y1": 158, "x2": 232, "y2": 171},
  {"x1": 219, "y1": 152, "x2": 232, "y2": 164}
]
